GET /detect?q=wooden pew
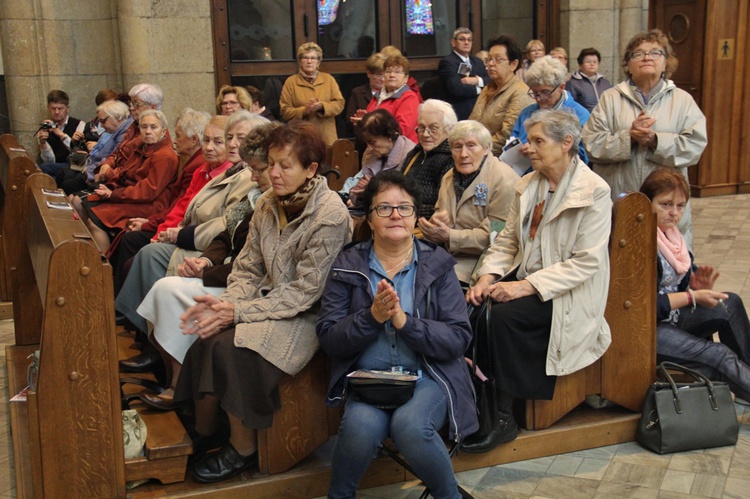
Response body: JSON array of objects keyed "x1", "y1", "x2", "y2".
[
  {"x1": 524, "y1": 192, "x2": 657, "y2": 430},
  {"x1": 0, "y1": 134, "x2": 41, "y2": 314},
  {"x1": 6, "y1": 173, "x2": 192, "y2": 498},
  {"x1": 326, "y1": 139, "x2": 359, "y2": 192}
]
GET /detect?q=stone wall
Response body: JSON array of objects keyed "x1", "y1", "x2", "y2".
[
  {"x1": 0, "y1": 0, "x2": 215, "y2": 156},
  {"x1": 559, "y1": 0, "x2": 649, "y2": 82}
]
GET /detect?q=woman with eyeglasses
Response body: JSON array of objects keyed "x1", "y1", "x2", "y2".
[
  {"x1": 582, "y1": 29, "x2": 707, "y2": 246},
  {"x1": 279, "y1": 42, "x2": 345, "y2": 145},
  {"x1": 469, "y1": 35, "x2": 534, "y2": 155},
  {"x1": 365, "y1": 55, "x2": 420, "y2": 143},
  {"x1": 128, "y1": 122, "x2": 280, "y2": 412},
  {"x1": 400, "y1": 99, "x2": 457, "y2": 220},
  {"x1": 640, "y1": 168, "x2": 750, "y2": 404},
  {"x1": 509, "y1": 55, "x2": 591, "y2": 169},
  {"x1": 317, "y1": 170, "x2": 477, "y2": 498}
]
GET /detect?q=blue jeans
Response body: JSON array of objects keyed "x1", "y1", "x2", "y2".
[
  {"x1": 328, "y1": 377, "x2": 459, "y2": 499},
  {"x1": 657, "y1": 292, "x2": 750, "y2": 401}
]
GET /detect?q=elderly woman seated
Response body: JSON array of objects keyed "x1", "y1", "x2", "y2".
[
  {"x1": 419, "y1": 120, "x2": 518, "y2": 284},
  {"x1": 317, "y1": 170, "x2": 476, "y2": 498},
  {"x1": 116, "y1": 111, "x2": 267, "y2": 375},
  {"x1": 509, "y1": 55, "x2": 590, "y2": 171},
  {"x1": 128, "y1": 123, "x2": 280, "y2": 411},
  {"x1": 346, "y1": 109, "x2": 416, "y2": 208},
  {"x1": 74, "y1": 109, "x2": 179, "y2": 252},
  {"x1": 400, "y1": 99, "x2": 457, "y2": 220},
  {"x1": 463, "y1": 109, "x2": 612, "y2": 453},
  {"x1": 173, "y1": 121, "x2": 351, "y2": 483}
]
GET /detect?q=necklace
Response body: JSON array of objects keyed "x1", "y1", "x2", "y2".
[{"x1": 383, "y1": 244, "x2": 413, "y2": 276}]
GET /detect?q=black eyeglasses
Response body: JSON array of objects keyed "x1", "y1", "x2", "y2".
[
  {"x1": 528, "y1": 83, "x2": 561, "y2": 101},
  {"x1": 370, "y1": 204, "x2": 416, "y2": 218}
]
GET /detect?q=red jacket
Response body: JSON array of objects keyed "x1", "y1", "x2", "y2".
[
  {"x1": 141, "y1": 148, "x2": 205, "y2": 233},
  {"x1": 366, "y1": 85, "x2": 420, "y2": 143},
  {"x1": 90, "y1": 136, "x2": 179, "y2": 229}
]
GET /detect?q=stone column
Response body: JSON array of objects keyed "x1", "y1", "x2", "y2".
[
  {"x1": 559, "y1": 0, "x2": 648, "y2": 83},
  {"x1": 0, "y1": 1, "x2": 122, "y2": 155},
  {"x1": 117, "y1": 1, "x2": 216, "y2": 124}
]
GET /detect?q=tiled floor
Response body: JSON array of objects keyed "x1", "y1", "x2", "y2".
[{"x1": 2, "y1": 194, "x2": 750, "y2": 498}]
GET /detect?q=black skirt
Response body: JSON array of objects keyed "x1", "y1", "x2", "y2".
[
  {"x1": 174, "y1": 327, "x2": 284, "y2": 429},
  {"x1": 483, "y1": 294, "x2": 557, "y2": 400}
]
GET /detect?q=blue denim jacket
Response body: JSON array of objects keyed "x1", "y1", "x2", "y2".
[{"x1": 316, "y1": 239, "x2": 479, "y2": 441}]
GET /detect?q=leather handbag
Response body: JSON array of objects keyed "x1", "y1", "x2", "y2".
[
  {"x1": 637, "y1": 361, "x2": 739, "y2": 454},
  {"x1": 467, "y1": 297, "x2": 500, "y2": 436}
]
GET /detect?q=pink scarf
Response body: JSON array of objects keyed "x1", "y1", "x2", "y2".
[{"x1": 657, "y1": 226, "x2": 691, "y2": 275}]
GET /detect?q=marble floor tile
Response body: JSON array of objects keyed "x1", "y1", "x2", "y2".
[
  {"x1": 472, "y1": 466, "x2": 541, "y2": 495},
  {"x1": 723, "y1": 475, "x2": 750, "y2": 499},
  {"x1": 573, "y1": 458, "x2": 611, "y2": 481},
  {"x1": 667, "y1": 452, "x2": 731, "y2": 475},
  {"x1": 602, "y1": 461, "x2": 666, "y2": 489},
  {"x1": 659, "y1": 468, "x2": 694, "y2": 494},
  {"x1": 689, "y1": 472, "x2": 726, "y2": 498},
  {"x1": 546, "y1": 455, "x2": 584, "y2": 477},
  {"x1": 594, "y1": 481, "x2": 659, "y2": 499},
  {"x1": 532, "y1": 475, "x2": 599, "y2": 498}
]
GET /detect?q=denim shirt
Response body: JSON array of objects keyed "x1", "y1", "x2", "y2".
[{"x1": 355, "y1": 240, "x2": 422, "y2": 374}]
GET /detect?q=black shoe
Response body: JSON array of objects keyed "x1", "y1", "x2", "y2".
[
  {"x1": 191, "y1": 426, "x2": 231, "y2": 460},
  {"x1": 459, "y1": 412, "x2": 518, "y2": 454},
  {"x1": 119, "y1": 344, "x2": 162, "y2": 373},
  {"x1": 138, "y1": 390, "x2": 176, "y2": 411},
  {"x1": 191, "y1": 443, "x2": 257, "y2": 483}
]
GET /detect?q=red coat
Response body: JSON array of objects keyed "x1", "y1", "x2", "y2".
[
  {"x1": 365, "y1": 85, "x2": 420, "y2": 143},
  {"x1": 90, "y1": 136, "x2": 179, "y2": 229},
  {"x1": 141, "y1": 148, "x2": 205, "y2": 233},
  {"x1": 98, "y1": 121, "x2": 142, "y2": 180}
]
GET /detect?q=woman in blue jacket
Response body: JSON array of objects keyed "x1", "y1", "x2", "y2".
[{"x1": 316, "y1": 170, "x2": 477, "y2": 499}]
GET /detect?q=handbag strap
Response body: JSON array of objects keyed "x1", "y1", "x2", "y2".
[{"x1": 657, "y1": 361, "x2": 718, "y2": 413}]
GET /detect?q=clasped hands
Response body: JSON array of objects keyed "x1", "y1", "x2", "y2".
[
  {"x1": 466, "y1": 273, "x2": 537, "y2": 306},
  {"x1": 371, "y1": 279, "x2": 407, "y2": 329},
  {"x1": 630, "y1": 110, "x2": 657, "y2": 148},
  {"x1": 419, "y1": 210, "x2": 450, "y2": 244},
  {"x1": 177, "y1": 257, "x2": 209, "y2": 278},
  {"x1": 180, "y1": 295, "x2": 235, "y2": 339},
  {"x1": 305, "y1": 98, "x2": 323, "y2": 116}
]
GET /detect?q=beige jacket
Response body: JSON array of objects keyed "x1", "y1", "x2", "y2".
[
  {"x1": 166, "y1": 168, "x2": 256, "y2": 274},
  {"x1": 222, "y1": 179, "x2": 352, "y2": 375},
  {"x1": 279, "y1": 72, "x2": 345, "y2": 146},
  {"x1": 476, "y1": 157, "x2": 612, "y2": 376},
  {"x1": 582, "y1": 80, "x2": 707, "y2": 245},
  {"x1": 469, "y1": 76, "x2": 534, "y2": 155},
  {"x1": 434, "y1": 155, "x2": 518, "y2": 283}
]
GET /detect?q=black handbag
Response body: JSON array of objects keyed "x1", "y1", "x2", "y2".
[
  {"x1": 468, "y1": 297, "x2": 500, "y2": 436},
  {"x1": 637, "y1": 361, "x2": 739, "y2": 454},
  {"x1": 347, "y1": 370, "x2": 418, "y2": 410}
]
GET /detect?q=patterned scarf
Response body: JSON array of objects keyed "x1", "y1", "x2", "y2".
[
  {"x1": 452, "y1": 156, "x2": 485, "y2": 201},
  {"x1": 300, "y1": 70, "x2": 318, "y2": 85},
  {"x1": 657, "y1": 226, "x2": 691, "y2": 275},
  {"x1": 277, "y1": 175, "x2": 326, "y2": 229}
]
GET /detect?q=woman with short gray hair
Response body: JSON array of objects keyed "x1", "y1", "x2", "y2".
[
  {"x1": 464, "y1": 109, "x2": 612, "y2": 453},
  {"x1": 400, "y1": 99, "x2": 458, "y2": 219},
  {"x1": 509, "y1": 55, "x2": 591, "y2": 169},
  {"x1": 421, "y1": 120, "x2": 518, "y2": 284}
]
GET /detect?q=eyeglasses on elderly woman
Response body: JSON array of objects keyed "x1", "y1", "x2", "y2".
[{"x1": 630, "y1": 49, "x2": 664, "y2": 61}]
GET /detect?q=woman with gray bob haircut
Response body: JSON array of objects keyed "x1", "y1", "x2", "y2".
[
  {"x1": 129, "y1": 83, "x2": 164, "y2": 110},
  {"x1": 463, "y1": 109, "x2": 611, "y2": 453},
  {"x1": 421, "y1": 120, "x2": 518, "y2": 284},
  {"x1": 98, "y1": 100, "x2": 130, "y2": 122},
  {"x1": 175, "y1": 107, "x2": 211, "y2": 142}
]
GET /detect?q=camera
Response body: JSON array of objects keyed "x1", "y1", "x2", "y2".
[{"x1": 40, "y1": 122, "x2": 58, "y2": 130}]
